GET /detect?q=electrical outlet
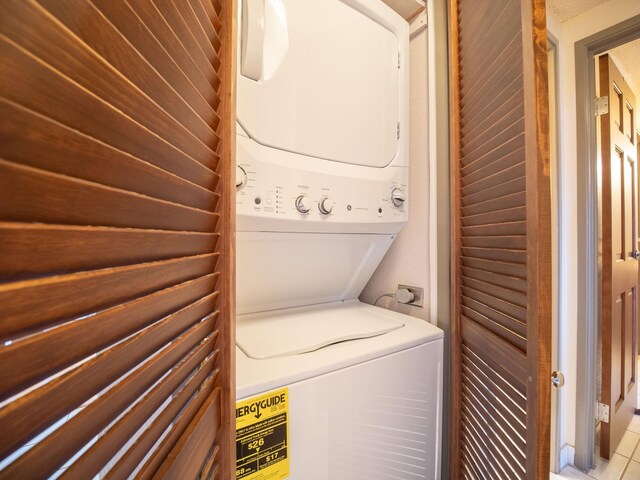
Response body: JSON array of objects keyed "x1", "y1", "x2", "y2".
[{"x1": 398, "y1": 284, "x2": 424, "y2": 307}]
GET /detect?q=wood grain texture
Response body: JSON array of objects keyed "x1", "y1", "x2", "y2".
[
  {"x1": 0, "y1": 0, "x2": 234, "y2": 476},
  {"x1": 449, "y1": 0, "x2": 551, "y2": 478},
  {"x1": 0, "y1": 315, "x2": 217, "y2": 464},
  {"x1": 153, "y1": 388, "x2": 221, "y2": 479},
  {"x1": 0, "y1": 254, "x2": 219, "y2": 339},
  {"x1": 65, "y1": 353, "x2": 220, "y2": 480},
  {"x1": 0, "y1": 222, "x2": 219, "y2": 280},
  {"x1": 213, "y1": 1, "x2": 238, "y2": 478},
  {"x1": 599, "y1": 53, "x2": 639, "y2": 460},
  {"x1": 0, "y1": 159, "x2": 219, "y2": 232},
  {"x1": 0, "y1": 280, "x2": 219, "y2": 401},
  {"x1": 106, "y1": 374, "x2": 218, "y2": 480}
]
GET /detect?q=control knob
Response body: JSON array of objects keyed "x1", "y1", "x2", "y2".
[
  {"x1": 236, "y1": 166, "x2": 247, "y2": 190},
  {"x1": 318, "y1": 197, "x2": 334, "y2": 215},
  {"x1": 391, "y1": 188, "x2": 406, "y2": 207},
  {"x1": 295, "y1": 195, "x2": 313, "y2": 214}
]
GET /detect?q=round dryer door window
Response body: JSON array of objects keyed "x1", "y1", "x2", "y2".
[{"x1": 237, "y1": 0, "x2": 402, "y2": 168}]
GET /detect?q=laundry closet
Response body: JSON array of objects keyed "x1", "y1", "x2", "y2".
[{"x1": 234, "y1": 0, "x2": 443, "y2": 479}]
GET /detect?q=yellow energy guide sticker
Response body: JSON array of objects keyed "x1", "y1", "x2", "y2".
[{"x1": 236, "y1": 388, "x2": 289, "y2": 480}]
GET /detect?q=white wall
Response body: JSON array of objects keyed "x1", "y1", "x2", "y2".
[
  {"x1": 548, "y1": 0, "x2": 640, "y2": 469},
  {"x1": 360, "y1": 16, "x2": 431, "y2": 322}
]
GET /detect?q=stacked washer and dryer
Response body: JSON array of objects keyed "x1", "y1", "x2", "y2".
[{"x1": 235, "y1": 0, "x2": 443, "y2": 479}]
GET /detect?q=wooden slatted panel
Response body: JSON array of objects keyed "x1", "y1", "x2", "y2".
[
  {"x1": 0, "y1": 0, "x2": 235, "y2": 478},
  {"x1": 449, "y1": 0, "x2": 551, "y2": 478}
]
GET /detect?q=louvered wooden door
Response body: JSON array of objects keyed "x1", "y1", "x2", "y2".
[
  {"x1": 0, "y1": 0, "x2": 235, "y2": 478},
  {"x1": 599, "y1": 53, "x2": 638, "y2": 460},
  {"x1": 449, "y1": 0, "x2": 551, "y2": 478}
]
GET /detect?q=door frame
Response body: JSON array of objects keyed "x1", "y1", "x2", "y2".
[
  {"x1": 547, "y1": 30, "x2": 562, "y2": 475},
  {"x1": 574, "y1": 13, "x2": 640, "y2": 472}
]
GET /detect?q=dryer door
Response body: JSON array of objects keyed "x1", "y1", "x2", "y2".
[{"x1": 237, "y1": 0, "x2": 404, "y2": 168}]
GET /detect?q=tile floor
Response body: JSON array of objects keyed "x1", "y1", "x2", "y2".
[
  {"x1": 551, "y1": 359, "x2": 640, "y2": 480},
  {"x1": 552, "y1": 438, "x2": 640, "y2": 480}
]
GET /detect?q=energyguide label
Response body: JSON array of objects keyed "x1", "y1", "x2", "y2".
[{"x1": 236, "y1": 388, "x2": 289, "y2": 480}]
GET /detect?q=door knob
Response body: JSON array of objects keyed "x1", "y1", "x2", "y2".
[{"x1": 551, "y1": 370, "x2": 565, "y2": 388}]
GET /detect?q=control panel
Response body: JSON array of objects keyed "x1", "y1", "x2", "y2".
[{"x1": 236, "y1": 137, "x2": 408, "y2": 234}]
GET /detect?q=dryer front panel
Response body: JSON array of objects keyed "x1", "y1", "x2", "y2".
[{"x1": 237, "y1": 0, "x2": 407, "y2": 168}]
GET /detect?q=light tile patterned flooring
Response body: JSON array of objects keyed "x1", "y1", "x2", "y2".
[{"x1": 552, "y1": 365, "x2": 640, "y2": 480}]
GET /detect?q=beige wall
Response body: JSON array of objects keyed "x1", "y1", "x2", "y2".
[
  {"x1": 360, "y1": 17, "x2": 431, "y2": 322},
  {"x1": 547, "y1": 0, "x2": 640, "y2": 469}
]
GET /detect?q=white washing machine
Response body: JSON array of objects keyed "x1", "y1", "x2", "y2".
[{"x1": 235, "y1": 0, "x2": 443, "y2": 479}]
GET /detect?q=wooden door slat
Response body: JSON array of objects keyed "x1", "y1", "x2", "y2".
[
  {"x1": 462, "y1": 374, "x2": 525, "y2": 456},
  {"x1": 0, "y1": 159, "x2": 219, "y2": 232},
  {"x1": 152, "y1": 0, "x2": 218, "y2": 70},
  {"x1": 462, "y1": 266, "x2": 527, "y2": 293},
  {"x1": 458, "y1": 0, "x2": 517, "y2": 67},
  {"x1": 461, "y1": 175, "x2": 526, "y2": 208},
  {"x1": 461, "y1": 71, "x2": 524, "y2": 132},
  {"x1": 460, "y1": 428, "x2": 498, "y2": 480},
  {"x1": 153, "y1": 387, "x2": 221, "y2": 479},
  {"x1": 462, "y1": 299, "x2": 527, "y2": 341},
  {"x1": 0, "y1": 35, "x2": 219, "y2": 190},
  {"x1": 462, "y1": 400, "x2": 525, "y2": 480},
  {"x1": 36, "y1": 0, "x2": 221, "y2": 141},
  {"x1": 461, "y1": 285, "x2": 527, "y2": 324},
  {"x1": 0, "y1": 314, "x2": 217, "y2": 462},
  {"x1": 461, "y1": 235, "x2": 527, "y2": 250},
  {"x1": 460, "y1": 191, "x2": 526, "y2": 218},
  {"x1": 462, "y1": 345, "x2": 527, "y2": 409},
  {"x1": 461, "y1": 316, "x2": 528, "y2": 382},
  {"x1": 461, "y1": 144, "x2": 526, "y2": 183},
  {"x1": 460, "y1": 245, "x2": 527, "y2": 264},
  {"x1": 201, "y1": 0, "x2": 222, "y2": 30},
  {"x1": 187, "y1": 0, "x2": 222, "y2": 52},
  {"x1": 89, "y1": 0, "x2": 220, "y2": 114},
  {"x1": 462, "y1": 365, "x2": 527, "y2": 444},
  {"x1": 462, "y1": 348, "x2": 527, "y2": 418},
  {"x1": 461, "y1": 206, "x2": 527, "y2": 229},
  {"x1": 461, "y1": 90, "x2": 524, "y2": 150},
  {"x1": 460, "y1": 29, "x2": 522, "y2": 103},
  {"x1": 0, "y1": 253, "x2": 218, "y2": 339},
  {"x1": 462, "y1": 401, "x2": 523, "y2": 480},
  {"x1": 65, "y1": 350, "x2": 219, "y2": 479},
  {"x1": 461, "y1": 220, "x2": 527, "y2": 238},
  {"x1": 200, "y1": 445, "x2": 220, "y2": 480},
  {"x1": 0, "y1": 279, "x2": 219, "y2": 401},
  {"x1": 1, "y1": 0, "x2": 221, "y2": 167},
  {"x1": 105, "y1": 375, "x2": 218, "y2": 480},
  {"x1": 462, "y1": 275, "x2": 527, "y2": 308},
  {"x1": 462, "y1": 120, "x2": 526, "y2": 168},
  {"x1": 462, "y1": 255, "x2": 526, "y2": 280},
  {"x1": 461, "y1": 160, "x2": 525, "y2": 197},
  {"x1": 125, "y1": 1, "x2": 220, "y2": 92},
  {"x1": 2, "y1": 341, "x2": 218, "y2": 480},
  {"x1": 0, "y1": 222, "x2": 219, "y2": 280},
  {"x1": 462, "y1": 305, "x2": 526, "y2": 351},
  {"x1": 0, "y1": 100, "x2": 219, "y2": 210}
]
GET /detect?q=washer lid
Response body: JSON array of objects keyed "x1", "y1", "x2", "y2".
[
  {"x1": 237, "y1": 301, "x2": 404, "y2": 359},
  {"x1": 237, "y1": 0, "x2": 403, "y2": 168}
]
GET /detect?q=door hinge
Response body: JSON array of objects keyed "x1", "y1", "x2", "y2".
[
  {"x1": 397, "y1": 122, "x2": 400, "y2": 140},
  {"x1": 397, "y1": 52, "x2": 401, "y2": 69},
  {"x1": 594, "y1": 96, "x2": 609, "y2": 116},
  {"x1": 596, "y1": 402, "x2": 610, "y2": 423}
]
